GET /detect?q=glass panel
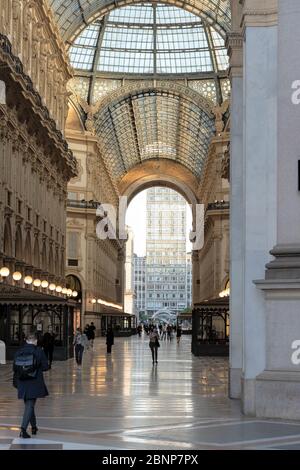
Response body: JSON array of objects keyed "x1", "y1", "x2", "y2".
[
  {"x1": 69, "y1": 3, "x2": 228, "y2": 75},
  {"x1": 69, "y1": 46, "x2": 94, "y2": 70}
]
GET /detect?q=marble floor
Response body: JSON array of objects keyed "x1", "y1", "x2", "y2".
[{"x1": 1, "y1": 335, "x2": 300, "y2": 450}]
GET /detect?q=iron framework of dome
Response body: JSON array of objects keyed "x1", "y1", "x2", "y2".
[
  {"x1": 49, "y1": 0, "x2": 231, "y2": 41},
  {"x1": 61, "y1": 2, "x2": 230, "y2": 183},
  {"x1": 68, "y1": 3, "x2": 229, "y2": 76}
]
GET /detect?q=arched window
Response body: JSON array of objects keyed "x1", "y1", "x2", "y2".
[
  {"x1": 55, "y1": 249, "x2": 60, "y2": 275},
  {"x1": 3, "y1": 219, "x2": 13, "y2": 256},
  {"x1": 61, "y1": 251, "x2": 65, "y2": 277},
  {"x1": 49, "y1": 246, "x2": 54, "y2": 274},
  {"x1": 66, "y1": 274, "x2": 82, "y2": 301},
  {"x1": 24, "y1": 231, "x2": 32, "y2": 265},
  {"x1": 15, "y1": 226, "x2": 23, "y2": 260},
  {"x1": 42, "y1": 242, "x2": 47, "y2": 270},
  {"x1": 33, "y1": 238, "x2": 40, "y2": 268}
]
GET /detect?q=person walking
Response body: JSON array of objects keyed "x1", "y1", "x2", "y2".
[
  {"x1": 13, "y1": 330, "x2": 49, "y2": 439},
  {"x1": 137, "y1": 324, "x2": 142, "y2": 337},
  {"x1": 83, "y1": 324, "x2": 90, "y2": 347},
  {"x1": 42, "y1": 327, "x2": 55, "y2": 369},
  {"x1": 73, "y1": 328, "x2": 88, "y2": 368},
  {"x1": 176, "y1": 324, "x2": 182, "y2": 344},
  {"x1": 149, "y1": 326, "x2": 160, "y2": 365},
  {"x1": 167, "y1": 324, "x2": 172, "y2": 341},
  {"x1": 106, "y1": 327, "x2": 114, "y2": 354},
  {"x1": 89, "y1": 322, "x2": 96, "y2": 348}
]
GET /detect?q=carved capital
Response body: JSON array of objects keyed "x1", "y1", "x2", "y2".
[{"x1": 226, "y1": 32, "x2": 243, "y2": 78}]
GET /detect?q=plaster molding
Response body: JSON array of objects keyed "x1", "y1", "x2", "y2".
[{"x1": 241, "y1": 0, "x2": 278, "y2": 30}]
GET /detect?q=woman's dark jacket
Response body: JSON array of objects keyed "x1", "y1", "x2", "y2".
[
  {"x1": 176, "y1": 328, "x2": 182, "y2": 337},
  {"x1": 13, "y1": 343, "x2": 49, "y2": 400},
  {"x1": 106, "y1": 330, "x2": 114, "y2": 346}
]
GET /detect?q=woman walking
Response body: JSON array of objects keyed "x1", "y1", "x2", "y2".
[
  {"x1": 149, "y1": 326, "x2": 160, "y2": 365},
  {"x1": 73, "y1": 328, "x2": 88, "y2": 368}
]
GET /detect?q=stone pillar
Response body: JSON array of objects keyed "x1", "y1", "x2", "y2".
[
  {"x1": 240, "y1": 0, "x2": 278, "y2": 415},
  {"x1": 116, "y1": 247, "x2": 125, "y2": 306},
  {"x1": 227, "y1": 1, "x2": 244, "y2": 399},
  {"x1": 191, "y1": 250, "x2": 200, "y2": 304},
  {"x1": 254, "y1": 0, "x2": 300, "y2": 419}
]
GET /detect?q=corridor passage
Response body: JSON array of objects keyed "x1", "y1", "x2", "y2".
[{"x1": 1, "y1": 335, "x2": 300, "y2": 450}]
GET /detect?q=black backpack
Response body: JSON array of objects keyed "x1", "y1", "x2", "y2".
[{"x1": 13, "y1": 348, "x2": 39, "y2": 381}]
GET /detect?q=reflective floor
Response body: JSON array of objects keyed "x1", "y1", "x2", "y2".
[{"x1": 1, "y1": 335, "x2": 300, "y2": 450}]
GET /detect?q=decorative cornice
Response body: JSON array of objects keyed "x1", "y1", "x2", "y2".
[
  {"x1": 241, "y1": 1, "x2": 278, "y2": 30},
  {"x1": 0, "y1": 33, "x2": 78, "y2": 180},
  {"x1": 40, "y1": 0, "x2": 73, "y2": 78}
]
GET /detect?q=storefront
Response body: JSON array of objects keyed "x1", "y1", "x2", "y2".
[
  {"x1": 177, "y1": 312, "x2": 192, "y2": 334},
  {"x1": 100, "y1": 310, "x2": 137, "y2": 337},
  {"x1": 0, "y1": 284, "x2": 76, "y2": 360},
  {"x1": 192, "y1": 298, "x2": 229, "y2": 356}
]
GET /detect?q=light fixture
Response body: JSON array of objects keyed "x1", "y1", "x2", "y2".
[
  {"x1": 56, "y1": 285, "x2": 62, "y2": 293},
  {"x1": 96, "y1": 298, "x2": 122, "y2": 310},
  {"x1": 91, "y1": 298, "x2": 96, "y2": 304},
  {"x1": 0, "y1": 267, "x2": 10, "y2": 277},
  {"x1": 72, "y1": 291, "x2": 78, "y2": 297},
  {"x1": 67, "y1": 288, "x2": 72, "y2": 296},
  {"x1": 41, "y1": 280, "x2": 49, "y2": 288},
  {"x1": 62, "y1": 287, "x2": 68, "y2": 294},
  {"x1": 49, "y1": 283, "x2": 56, "y2": 291},
  {"x1": 24, "y1": 276, "x2": 33, "y2": 285},
  {"x1": 33, "y1": 279, "x2": 41, "y2": 287},
  {"x1": 13, "y1": 271, "x2": 22, "y2": 281},
  {"x1": 219, "y1": 287, "x2": 230, "y2": 298}
]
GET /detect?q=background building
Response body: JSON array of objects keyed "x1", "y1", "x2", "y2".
[
  {"x1": 186, "y1": 252, "x2": 192, "y2": 308},
  {"x1": 145, "y1": 187, "x2": 189, "y2": 318},
  {"x1": 124, "y1": 226, "x2": 136, "y2": 316},
  {"x1": 134, "y1": 255, "x2": 146, "y2": 321}
]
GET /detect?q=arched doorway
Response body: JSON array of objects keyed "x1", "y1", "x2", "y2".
[{"x1": 66, "y1": 274, "x2": 82, "y2": 331}]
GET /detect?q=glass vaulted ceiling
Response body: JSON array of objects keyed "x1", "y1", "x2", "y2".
[{"x1": 69, "y1": 3, "x2": 229, "y2": 75}]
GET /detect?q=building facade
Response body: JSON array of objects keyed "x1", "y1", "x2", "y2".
[
  {"x1": 124, "y1": 226, "x2": 136, "y2": 316},
  {"x1": 133, "y1": 255, "x2": 146, "y2": 320},
  {"x1": 65, "y1": 120, "x2": 126, "y2": 335},
  {"x1": 145, "y1": 187, "x2": 189, "y2": 318},
  {"x1": 0, "y1": 1, "x2": 78, "y2": 359}
]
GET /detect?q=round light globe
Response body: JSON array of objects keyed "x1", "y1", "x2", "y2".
[
  {"x1": 41, "y1": 280, "x2": 49, "y2": 289},
  {"x1": 0, "y1": 267, "x2": 10, "y2": 277},
  {"x1": 24, "y1": 276, "x2": 33, "y2": 285},
  {"x1": 13, "y1": 271, "x2": 22, "y2": 281}
]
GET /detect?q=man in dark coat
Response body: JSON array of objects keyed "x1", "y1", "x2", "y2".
[
  {"x1": 13, "y1": 331, "x2": 49, "y2": 438},
  {"x1": 106, "y1": 327, "x2": 114, "y2": 354},
  {"x1": 42, "y1": 328, "x2": 55, "y2": 369},
  {"x1": 88, "y1": 322, "x2": 96, "y2": 348}
]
